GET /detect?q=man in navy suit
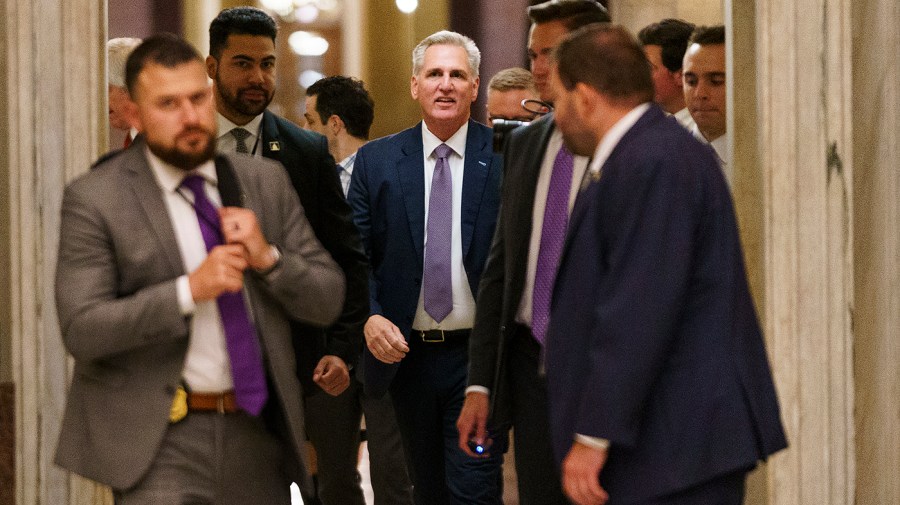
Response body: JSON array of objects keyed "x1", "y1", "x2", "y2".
[
  {"x1": 348, "y1": 31, "x2": 504, "y2": 505},
  {"x1": 207, "y1": 8, "x2": 370, "y2": 505},
  {"x1": 545, "y1": 24, "x2": 787, "y2": 505}
]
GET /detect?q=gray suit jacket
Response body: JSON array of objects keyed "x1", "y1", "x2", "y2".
[{"x1": 53, "y1": 139, "x2": 345, "y2": 493}]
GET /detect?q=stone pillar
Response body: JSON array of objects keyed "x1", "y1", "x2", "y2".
[
  {"x1": 0, "y1": 0, "x2": 110, "y2": 504},
  {"x1": 751, "y1": 0, "x2": 856, "y2": 503},
  {"x1": 852, "y1": 0, "x2": 900, "y2": 503}
]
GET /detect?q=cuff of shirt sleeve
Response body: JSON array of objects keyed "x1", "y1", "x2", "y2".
[
  {"x1": 575, "y1": 434, "x2": 610, "y2": 451},
  {"x1": 176, "y1": 275, "x2": 196, "y2": 316},
  {"x1": 465, "y1": 385, "x2": 490, "y2": 397}
]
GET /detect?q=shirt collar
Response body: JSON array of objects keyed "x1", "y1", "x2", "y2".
[
  {"x1": 145, "y1": 145, "x2": 218, "y2": 193},
  {"x1": 588, "y1": 102, "x2": 652, "y2": 174},
  {"x1": 338, "y1": 152, "x2": 357, "y2": 170},
  {"x1": 216, "y1": 112, "x2": 263, "y2": 140},
  {"x1": 422, "y1": 120, "x2": 469, "y2": 159}
]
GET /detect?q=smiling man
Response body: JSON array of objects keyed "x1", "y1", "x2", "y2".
[
  {"x1": 206, "y1": 8, "x2": 371, "y2": 505},
  {"x1": 347, "y1": 30, "x2": 504, "y2": 505},
  {"x1": 683, "y1": 25, "x2": 728, "y2": 175}
]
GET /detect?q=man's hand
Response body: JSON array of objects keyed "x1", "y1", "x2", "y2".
[
  {"x1": 313, "y1": 355, "x2": 351, "y2": 396},
  {"x1": 562, "y1": 442, "x2": 609, "y2": 505},
  {"x1": 364, "y1": 315, "x2": 409, "y2": 363},
  {"x1": 188, "y1": 244, "x2": 248, "y2": 301},
  {"x1": 456, "y1": 391, "x2": 491, "y2": 457},
  {"x1": 219, "y1": 207, "x2": 274, "y2": 271}
]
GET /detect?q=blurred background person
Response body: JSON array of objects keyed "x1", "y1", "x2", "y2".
[
  {"x1": 486, "y1": 67, "x2": 542, "y2": 126},
  {"x1": 303, "y1": 75, "x2": 415, "y2": 505},
  {"x1": 106, "y1": 37, "x2": 141, "y2": 148},
  {"x1": 638, "y1": 18, "x2": 696, "y2": 129}
]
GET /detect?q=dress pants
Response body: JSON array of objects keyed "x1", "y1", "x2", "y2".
[
  {"x1": 390, "y1": 334, "x2": 505, "y2": 505},
  {"x1": 304, "y1": 378, "x2": 414, "y2": 505},
  {"x1": 630, "y1": 469, "x2": 747, "y2": 505},
  {"x1": 113, "y1": 411, "x2": 291, "y2": 505},
  {"x1": 507, "y1": 324, "x2": 569, "y2": 505}
]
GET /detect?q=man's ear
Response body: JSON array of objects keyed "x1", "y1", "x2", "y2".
[
  {"x1": 124, "y1": 97, "x2": 142, "y2": 132},
  {"x1": 205, "y1": 55, "x2": 217, "y2": 79},
  {"x1": 329, "y1": 115, "x2": 344, "y2": 136}
]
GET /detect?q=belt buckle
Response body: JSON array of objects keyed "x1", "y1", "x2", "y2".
[
  {"x1": 422, "y1": 329, "x2": 445, "y2": 343},
  {"x1": 217, "y1": 394, "x2": 226, "y2": 414}
]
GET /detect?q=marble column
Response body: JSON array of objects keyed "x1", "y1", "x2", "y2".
[
  {"x1": 851, "y1": 0, "x2": 900, "y2": 503},
  {"x1": 748, "y1": 0, "x2": 856, "y2": 503},
  {"x1": 0, "y1": 0, "x2": 110, "y2": 504}
]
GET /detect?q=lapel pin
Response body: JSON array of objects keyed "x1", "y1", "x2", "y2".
[
  {"x1": 269, "y1": 141, "x2": 281, "y2": 151},
  {"x1": 478, "y1": 160, "x2": 487, "y2": 166}
]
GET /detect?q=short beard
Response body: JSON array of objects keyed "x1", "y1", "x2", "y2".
[
  {"x1": 215, "y1": 70, "x2": 273, "y2": 118},
  {"x1": 148, "y1": 127, "x2": 217, "y2": 171}
]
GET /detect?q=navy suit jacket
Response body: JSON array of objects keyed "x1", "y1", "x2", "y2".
[
  {"x1": 348, "y1": 119, "x2": 502, "y2": 397},
  {"x1": 260, "y1": 111, "x2": 370, "y2": 392},
  {"x1": 546, "y1": 105, "x2": 787, "y2": 502}
]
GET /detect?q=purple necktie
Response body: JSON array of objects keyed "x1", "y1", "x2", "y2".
[
  {"x1": 180, "y1": 175, "x2": 268, "y2": 415},
  {"x1": 532, "y1": 145, "x2": 574, "y2": 345},
  {"x1": 423, "y1": 143, "x2": 454, "y2": 322}
]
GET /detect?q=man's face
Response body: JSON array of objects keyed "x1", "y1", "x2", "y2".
[
  {"x1": 486, "y1": 88, "x2": 539, "y2": 126},
  {"x1": 303, "y1": 95, "x2": 329, "y2": 136},
  {"x1": 207, "y1": 34, "x2": 276, "y2": 124},
  {"x1": 109, "y1": 85, "x2": 134, "y2": 131},
  {"x1": 683, "y1": 42, "x2": 726, "y2": 140},
  {"x1": 643, "y1": 44, "x2": 684, "y2": 113},
  {"x1": 528, "y1": 20, "x2": 570, "y2": 102},
  {"x1": 550, "y1": 66, "x2": 596, "y2": 157},
  {"x1": 130, "y1": 60, "x2": 217, "y2": 170},
  {"x1": 411, "y1": 44, "x2": 479, "y2": 134}
]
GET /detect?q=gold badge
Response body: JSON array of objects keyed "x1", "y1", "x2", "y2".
[
  {"x1": 269, "y1": 141, "x2": 281, "y2": 151},
  {"x1": 169, "y1": 386, "x2": 188, "y2": 423}
]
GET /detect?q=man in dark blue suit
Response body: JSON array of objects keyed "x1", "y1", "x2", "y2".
[
  {"x1": 545, "y1": 24, "x2": 787, "y2": 505},
  {"x1": 348, "y1": 31, "x2": 504, "y2": 505},
  {"x1": 207, "y1": 8, "x2": 370, "y2": 505}
]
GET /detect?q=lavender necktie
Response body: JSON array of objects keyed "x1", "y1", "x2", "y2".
[
  {"x1": 532, "y1": 145, "x2": 575, "y2": 345},
  {"x1": 423, "y1": 143, "x2": 454, "y2": 322},
  {"x1": 180, "y1": 175, "x2": 268, "y2": 415}
]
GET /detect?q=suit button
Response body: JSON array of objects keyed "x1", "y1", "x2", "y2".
[
  {"x1": 414, "y1": 277, "x2": 421, "y2": 284},
  {"x1": 164, "y1": 384, "x2": 176, "y2": 394}
]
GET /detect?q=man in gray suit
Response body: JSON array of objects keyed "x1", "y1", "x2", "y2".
[{"x1": 54, "y1": 34, "x2": 345, "y2": 505}]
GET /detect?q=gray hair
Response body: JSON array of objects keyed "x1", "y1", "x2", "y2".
[
  {"x1": 411, "y1": 30, "x2": 480, "y2": 78},
  {"x1": 107, "y1": 37, "x2": 142, "y2": 88}
]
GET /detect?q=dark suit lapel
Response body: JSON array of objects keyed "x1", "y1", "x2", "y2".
[
  {"x1": 566, "y1": 105, "x2": 664, "y2": 251},
  {"x1": 260, "y1": 110, "x2": 283, "y2": 163},
  {"x1": 124, "y1": 143, "x2": 184, "y2": 276},
  {"x1": 397, "y1": 124, "x2": 426, "y2": 263},
  {"x1": 461, "y1": 119, "x2": 492, "y2": 258}
]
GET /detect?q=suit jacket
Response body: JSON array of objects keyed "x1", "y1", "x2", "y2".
[
  {"x1": 546, "y1": 105, "x2": 787, "y2": 502},
  {"x1": 53, "y1": 139, "x2": 346, "y2": 493},
  {"x1": 468, "y1": 114, "x2": 555, "y2": 428},
  {"x1": 348, "y1": 119, "x2": 502, "y2": 397},
  {"x1": 260, "y1": 110, "x2": 370, "y2": 391}
]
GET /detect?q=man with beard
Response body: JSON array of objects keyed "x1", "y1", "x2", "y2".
[
  {"x1": 546, "y1": 24, "x2": 786, "y2": 505},
  {"x1": 207, "y1": 8, "x2": 370, "y2": 505},
  {"x1": 53, "y1": 34, "x2": 346, "y2": 504}
]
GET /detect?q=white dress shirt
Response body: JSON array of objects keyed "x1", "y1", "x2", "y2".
[
  {"x1": 337, "y1": 152, "x2": 356, "y2": 198},
  {"x1": 147, "y1": 149, "x2": 233, "y2": 393},
  {"x1": 691, "y1": 124, "x2": 731, "y2": 184},
  {"x1": 673, "y1": 107, "x2": 696, "y2": 132},
  {"x1": 412, "y1": 121, "x2": 477, "y2": 331}
]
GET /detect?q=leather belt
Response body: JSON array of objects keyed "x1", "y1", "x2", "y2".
[
  {"x1": 414, "y1": 329, "x2": 470, "y2": 343},
  {"x1": 186, "y1": 390, "x2": 239, "y2": 414}
]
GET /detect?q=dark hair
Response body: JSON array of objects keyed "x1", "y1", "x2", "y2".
[
  {"x1": 307, "y1": 76, "x2": 375, "y2": 140},
  {"x1": 637, "y1": 18, "x2": 696, "y2": 72},
  {"x1": 528, "y1": 0, "x2": 610, "y2": 30},
  {"x1": 125, "y1": 33, "x2": 202, "y2": 95},
  {"x1": 688, "y1": 25, "x2": 725, "y2": 46},
  {"x1": 209, "y1": 7, "x2": 278, "y2": 59},
  {"x1": 554, "y1": 23, "x2": 653, "y2": 105}
]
